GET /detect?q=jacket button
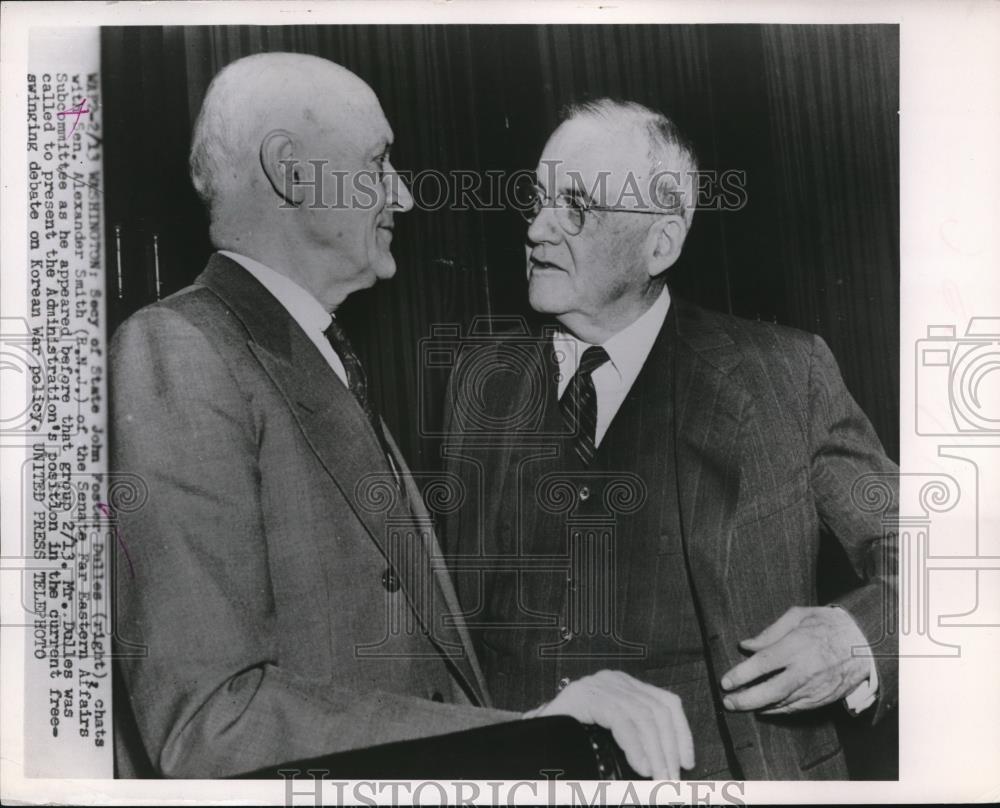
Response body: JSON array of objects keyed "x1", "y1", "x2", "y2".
[
  {"x1": 431, "y1": 691, "x2": 445, "y2": 702},
  {"x1": 558, "y1": 676, "x2": 571, "y2": 691},
  {"x1": 578, "y1": 485, "x2": 591, "y2": 502},
  {"x1": 382, "y1": 568, "x2": 401, "y2": 593},
  {"x1": 560, "y1": 626, "x2": 574, "y2": 641}
]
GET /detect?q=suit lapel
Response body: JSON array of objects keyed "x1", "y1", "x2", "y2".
[
  {"x1": 670, "y1": 300, "x2": 748, "y2": 581},
  {"x1": 384, "y1": 428, "x2": 492, "y2": 707},
  {"x1": 198, "y1": 255, "x2": 395, "y2": 555},
  {"x1": 197, "y1": 255, "x2": 487, "y2": 702},
  {"x1": 253, "y1": 337, "x2": 399, "y2": 544},
  {"x1": 669, "y1": 298, "x2": 770, "y2": 778}
]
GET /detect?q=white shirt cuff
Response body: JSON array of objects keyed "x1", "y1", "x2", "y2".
[
  {"x1": 844, "y1": 657, "x2": 878, "y2": 715},
  {"x1": 834, "y1": 606, "x2": 879, "y2": 715}
]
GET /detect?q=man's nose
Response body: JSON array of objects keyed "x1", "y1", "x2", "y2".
[
  {"x1": 386, "y1": 161, "x2": 414, "y2": 212},
  {"x1": 526, "y1": 205, "x2": 560, "y2": 245}
]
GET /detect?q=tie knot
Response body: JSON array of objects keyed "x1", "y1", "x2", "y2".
[{"x1": 577, "y1": 345, "x2": 610, "y2": 377}]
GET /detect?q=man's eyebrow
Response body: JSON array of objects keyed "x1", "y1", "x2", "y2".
[
  {"x1": 558, "y1": 184, "x2": 593, "y2": 205},
  {"x1": 367, "y1": 139, "x2": 392, "y2": 158}
]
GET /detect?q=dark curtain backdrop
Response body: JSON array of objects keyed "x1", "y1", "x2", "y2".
[
  {"x1": 101, "y1": 24, "x2": 899, "y2": 464},
  {"x1": 101, "y1": 24, "x2": 898, "y2": 778}
]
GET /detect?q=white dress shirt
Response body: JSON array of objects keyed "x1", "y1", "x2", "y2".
[
  {"x1": 551, "y1": 283, "x2": 877, "y2": 714},
  {"x1": 220, "y1": 250, "x2": 349, "y2": 388},
  {"x1": 554, "y1": 285, "x2": 672, "y2": 447}
]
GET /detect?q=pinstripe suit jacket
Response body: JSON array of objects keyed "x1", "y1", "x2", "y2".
[{"x1": 444, "y1": 297, "x2": 898, "y2": 779}]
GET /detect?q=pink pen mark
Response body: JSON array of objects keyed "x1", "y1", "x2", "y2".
[
  {"x1": 98, "y1": 501, "x2": 135, "y2": 579},
  {"x1": 56, "y1": 98, "x2": 91, "y2": 138}
]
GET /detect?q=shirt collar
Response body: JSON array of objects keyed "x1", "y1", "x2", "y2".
[
  {"x1": 602, "y1": 284, "x2": 672, "y2": 385},
  {"x1": 555, "y1": 284, "x2": 672, "y2": 387},
  {"x1": 219, "y1": 250, "x2": 333, "y2": 336}
]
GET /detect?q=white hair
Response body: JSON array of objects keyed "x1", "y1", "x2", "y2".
[{"x1": 561, "y1": 98, "x2": 699, "y2": 226}]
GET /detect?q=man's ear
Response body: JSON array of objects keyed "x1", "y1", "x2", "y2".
[
  {"x1": 260, "y1": 129, "x2": 302, "y2": 207},
  {"x1": 647, "y1": 215, "x2": 688, "y2": 280}
]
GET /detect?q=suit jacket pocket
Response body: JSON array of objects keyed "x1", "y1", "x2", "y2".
[
  {"x1": 734, "y1": 468, "x2": 809, "y2": 527},
  {"x1": 799, "y1": 741, "x2": 845, "y2": 776}
]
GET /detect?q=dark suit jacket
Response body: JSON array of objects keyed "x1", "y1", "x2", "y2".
[
  {"x1": 110, "y1": 254, "x2": 514, "y2": 778},
  {"x1": 443, "y1": 297, "x2": 898, "y2": 780}
]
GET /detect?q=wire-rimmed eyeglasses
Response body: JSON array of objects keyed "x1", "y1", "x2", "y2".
[{"x1": 517, "y1": 180, "x2": 675, "y2": 236}]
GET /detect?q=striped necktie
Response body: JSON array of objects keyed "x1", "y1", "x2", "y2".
[
  {"x1": 559, "y1": 345, "x2": 610, "y2": 466},
  {"x1": 323, "y1": 318, "x2": 402, "y2": 488}
]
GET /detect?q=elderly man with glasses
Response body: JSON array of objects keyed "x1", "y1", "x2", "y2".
[{"x1": 443, "y1": 98, "x2": 898, "y2": 780}]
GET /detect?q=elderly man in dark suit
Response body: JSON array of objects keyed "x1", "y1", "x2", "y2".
[
  {"x1": 443, "y1": 98, "x2": 898, "y2": 780},
  {"x1": 111, "y1": 55, "x2": 696, "y2": 780}
]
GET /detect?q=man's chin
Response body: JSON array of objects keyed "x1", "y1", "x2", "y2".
[
  {"x1": 373, "y1": 257, "x2": 397, "y2": 282},
  {"x1": 527, "y1": 277, "x2": 568, "y2": 315}
]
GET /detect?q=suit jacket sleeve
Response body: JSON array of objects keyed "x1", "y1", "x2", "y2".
[
  {"x1": 806, "y1": 334, "x2": 898, "y2": 721},
  {"x1": 111, "y1": 308, "x2": 514, "y2": 778}
]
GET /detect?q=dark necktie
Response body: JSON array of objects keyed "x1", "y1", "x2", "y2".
[
  {"x1": 323, "y1": 318, "x2": 402, "y2": 487},
  {"x1": 559, "y1": 345, "x2": 610, "y2": 466}
]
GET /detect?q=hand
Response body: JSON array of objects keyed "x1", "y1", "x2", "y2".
[
  {"x1": 720, "y1": 606, "x2": 871, "y2": 715},
  {"x1": 524, "y1": 669, "x2": 694, "y2": 780}
]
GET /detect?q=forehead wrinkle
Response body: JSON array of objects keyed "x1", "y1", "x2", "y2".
[{"x1": 541, "y1": 118, "x2": 656, "y2": 207}]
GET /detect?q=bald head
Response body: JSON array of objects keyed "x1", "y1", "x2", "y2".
[
  {"x1": 189, "y1": 52, "x2": 378, "y2": 214},
  {"x1": 187, "y1": 52, "x2": 412, "y2": 311}
]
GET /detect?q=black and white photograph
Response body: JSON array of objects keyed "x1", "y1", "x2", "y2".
[{"x1": 1, "y1": 2, "x2": 998, "y2": 805}]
